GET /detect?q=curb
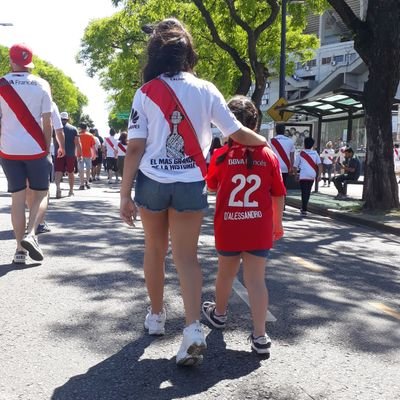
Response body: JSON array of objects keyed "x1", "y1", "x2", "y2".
[{"x1": 286, "y1": 197, "x2": 400, "y2": 236}]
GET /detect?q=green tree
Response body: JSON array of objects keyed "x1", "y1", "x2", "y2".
[
  {"x1": 79, "y1": 0, "x2": 321, "y2": 122},
  {"x1": 0, "y1": 45, "x2": 88, "y2": 126},
  {"x1": 326, "y1": 0, "x2": 400, "y2": 210}
]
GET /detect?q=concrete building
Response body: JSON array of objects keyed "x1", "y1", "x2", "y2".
[{"x1": 263, "y1": 0, "x2": 400, "y2": 154}]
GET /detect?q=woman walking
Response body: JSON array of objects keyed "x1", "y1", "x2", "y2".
[{"x1": 120, "y1": 18, "x2": 266, "y2": 366}]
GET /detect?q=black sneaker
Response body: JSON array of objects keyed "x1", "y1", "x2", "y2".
[
  {"x1": 79, "y1": 185, "x2": 85, "y2": 190},
  {"x1": 85, "y1": 182, "x2": 91, "y2": 189},
  {"x1": 202, "y1": 301, "x2": 227, "y2": 328},
  {"x1": 248, "y1": 334, "x2": 271, "y2": 356},
  {"x1": 36, "y1": 222, "x2": 51, "y2": 235}
]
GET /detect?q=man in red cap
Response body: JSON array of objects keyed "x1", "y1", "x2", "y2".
[{"x1": 0, "y1": 43, "x2": 53, "y2": 264}]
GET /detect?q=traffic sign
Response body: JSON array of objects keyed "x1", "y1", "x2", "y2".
[
  {"x1": 116, "y1": 112, "x2": 130, "y2": 120},
  {"x1": 267, "y1": 97, "x2": 294, "y2": 122}
]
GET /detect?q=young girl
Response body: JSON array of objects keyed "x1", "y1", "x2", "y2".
[{"x1": 202, "y1": 96, "x2": 286, "y2": 356}]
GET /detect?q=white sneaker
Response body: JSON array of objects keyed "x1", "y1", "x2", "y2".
[
  {"x1": 176, "y1": 321, "x2": 207, "y2": 366},
  {"x1": 144, "y1": 307, "x2": 166, "y2": 335},
  {"x1": 21, "y1": 234, "x2": 44, "y2": 261},
  {"x1": 248, "y1": 333, "x2": 272, "y2": 357}
]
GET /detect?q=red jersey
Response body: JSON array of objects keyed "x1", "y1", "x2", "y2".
[{"x1": 207, "y1": 141, "x2": 286, "y2": 252}]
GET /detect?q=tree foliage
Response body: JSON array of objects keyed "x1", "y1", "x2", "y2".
[
  {"x1": 79, "y1": 0, "x2": 323, "y2": 123},
  {"x1": 0, "y1": 45, "x2": 88, "y2": 125},
  {"x1": 326, "y1": 0, "x2": 400, "y2": 210}
]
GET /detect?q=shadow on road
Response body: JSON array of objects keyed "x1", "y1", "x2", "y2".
[
  {"x1": 51, "y1": 330, "x2": 274, "y2": 400},
  {"x1": 0, "y1": 261, "x2": 41, "y2": 278}
]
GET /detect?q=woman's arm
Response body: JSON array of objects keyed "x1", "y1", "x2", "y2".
[
  {"x1": 120, "y1": 138, "x2": 146, "y2": 226},
  {"x1": 230, "y1": 126, "x2": 266, "y2": 146}
]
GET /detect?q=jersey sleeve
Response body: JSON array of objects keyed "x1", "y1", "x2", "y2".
[
  {"x1": 209, "y1": 84, "x2": 243, "y2": 137},
  {"x1": 128, "y1": 89, "x2": 148, "y2": 140},
  {"x1": 268, "y1": 150, "x2": 287, "y2": 196},
  {"x1": 41, "y1": 79, "x2": 53, "y2": 114},
  {"x1": 51, "y1": 103, "x2": 63, "y2": 130}
]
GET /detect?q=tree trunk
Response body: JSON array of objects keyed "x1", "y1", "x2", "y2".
[
  {"x1": 363, "y1": 77, "x2": 399, "y2": 209},
  {"x1": 356, "y1": 2, "x2": 400, "y2": 210},
  {"x1": 235, "y1": 67, "x2": 252, "y2": 96}
]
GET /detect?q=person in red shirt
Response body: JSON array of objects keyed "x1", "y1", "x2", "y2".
[
  {"x1": 77, "y1": 122, "x2": 96, "y2": 190},
  {"x1": 202, "y1": 95, "x2": 286, "y2": 356}
]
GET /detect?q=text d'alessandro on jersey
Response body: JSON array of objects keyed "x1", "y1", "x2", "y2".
[{"x1": 224, "y1": 211, "x2": 263, "y2": 220}]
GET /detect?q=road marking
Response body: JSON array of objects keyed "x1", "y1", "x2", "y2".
[
  {"x1": 370, "y1": 302, "x2": 400, "y2": 320},
  {"x1": 288, "y1": 255, "x2": 325, "y2": 273},
  {"x1": 232, "y1": 278, "x2": 277, "y2": 322}
]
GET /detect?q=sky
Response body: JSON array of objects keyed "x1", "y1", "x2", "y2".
[{"x1": 0, "y1": 0, "x2": 120, "y2": 136}]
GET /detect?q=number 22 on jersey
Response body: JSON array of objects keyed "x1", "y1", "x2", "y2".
[{"x1": 228, "y1": 174, "x2": 261, "y2": 207}]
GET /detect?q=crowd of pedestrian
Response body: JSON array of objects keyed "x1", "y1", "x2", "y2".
[{"x1": 1, "y1": 17, "x2": 398, "y2": 372}]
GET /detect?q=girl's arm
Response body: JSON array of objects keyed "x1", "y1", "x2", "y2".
[{"x1": 272, "y1": 196, "x2": 284, "y2": 241}]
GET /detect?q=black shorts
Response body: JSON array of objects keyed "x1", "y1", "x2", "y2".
[
  {"x1": 1, "y1": 156, "x2": 51, "y2": 193},
  {"x1": 106, "y1": 157, "x2": 118, "y2": 172}
]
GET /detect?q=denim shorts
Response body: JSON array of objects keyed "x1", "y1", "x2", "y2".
[
  {"x1": 134, "y1": 170, "x2": 208, "y2": 212},
  {"x1": 1, "y1": 156, "x2": 51, "y2": 192},
  {"x1": 78, "y1": 157, "x2": 92, "y2": 171},
  {"x1": 217, "y1": 249, "x2": 270, "y2": 258}
]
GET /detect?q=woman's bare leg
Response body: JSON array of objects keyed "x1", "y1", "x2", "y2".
[
  {"x1": 139, "y1": 208, "x2": 169, "y2": 314},
  {"x1": 169, "y1": 209, "x2": 203, "y2": 326}
]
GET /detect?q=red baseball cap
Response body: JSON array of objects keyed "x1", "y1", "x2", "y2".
[{"x1": 9, "y1": 43, "x2": 34, "y2": 68}]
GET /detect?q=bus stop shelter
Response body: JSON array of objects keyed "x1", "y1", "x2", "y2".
[{"x1": 274, "y1": 88, "x2": 400, "y2": 150}]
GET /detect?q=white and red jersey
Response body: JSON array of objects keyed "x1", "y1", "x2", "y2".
[
  {"x1": 207, "y1": 141, "x2": 286, "y2": 252},
  {"x1": 320, "y1": 148, "x2": 335, "y2": 165},
  {"x1": 337, "y1": 146, "x2": 346, "y2": 163},
  {"x1": 393, "y1": 147, "x2": 400, "y2": 161},
  {"x1": 104, "y1": 135, "x2": 118, "y2": 157},
  {"x1": 0, "y1": 72, "x2": 52, "y2": 160},
  {"x1": 117, "y1": 142, "x2": 127, "y2": 157},
  {"x1": 294, "y1": 149, "x2": 321, "y2": 180},
  {"x1": 269, "y1": 134, "x2": 295, "y2": 173},
  {"x1": 128, "y1": 72, "x2": 242, "y2": 183}
]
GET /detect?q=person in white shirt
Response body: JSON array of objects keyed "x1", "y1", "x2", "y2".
[
  {"x1": 0, "y1": 43, "x2": 53, "y2": 264},
  {"x1": 119, "y1": 18, "x2": 266, "y2": 367},
  {"x1": 294, "y1": 137, "x2": 322, "y2": 216},
  {"x1": 270, "y1": 123, "x2": 295, "y2": 188},
  {"x1": 320, "y1": 141, "x2": 335, "y2": 187},
  {"x1": 27, "y1": 102, "x2": 65, "y2": 235},
  {"x1": 394, "y1": 144, "x2": 400, "y2": 183},
  {"x1": 115, "y1": 131, "x2": 128, "y2": 180},
  {"x1": 104, "y1": 127, "x2": 118, "y2": 184}
]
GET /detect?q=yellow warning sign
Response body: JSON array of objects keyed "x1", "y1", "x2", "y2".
[{"x1": 267, "y1": 97, "x2": 294, "y2": 122}]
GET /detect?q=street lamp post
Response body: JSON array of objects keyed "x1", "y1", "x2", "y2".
[
  {"x1": 279, "y1": 0, "x2": 304, "y2": 100},
  {"x1": 279, "y1": 0, "x2": 288, "y2": 99}
]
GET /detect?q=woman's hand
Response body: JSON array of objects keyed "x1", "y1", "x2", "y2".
[{"x1": 120, "y1": 196, "x2": 137, "y2": 226}]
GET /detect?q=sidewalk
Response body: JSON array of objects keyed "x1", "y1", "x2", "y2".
[{"x1": 286, "y1": 180, "x2": 400, "y2": 236}]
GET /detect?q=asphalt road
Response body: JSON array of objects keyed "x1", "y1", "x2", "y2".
[{"x1": 0, "y1": 174, "x2": 399, "y2": 400}]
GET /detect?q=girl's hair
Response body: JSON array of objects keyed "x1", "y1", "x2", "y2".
[
  {"x1": 119, "y1": 131, "x2": 128, "y2": 146},
  {"x1": 216, "y1": 95, "x2": 258, "y2": 169},
  {"x1": 209, "y1": 137, "x2": 222, "y2": 156},
  {"x1": 143, "y1": 18, "x2": 198, "y2": 83}
]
